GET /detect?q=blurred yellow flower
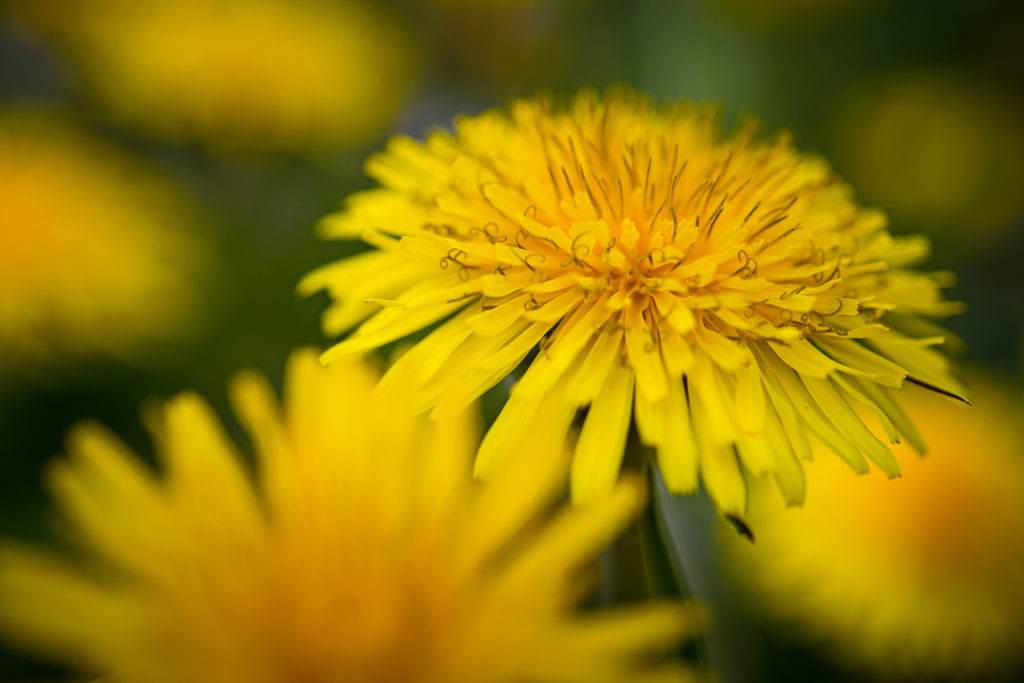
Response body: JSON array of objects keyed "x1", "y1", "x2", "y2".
[
  {"x1": 303, "y1": 90, "x2": 965, "y2": 513},
  {"x1": 833, "y1": 73, "x2": 1024, "y2": 248},
  {"x1": 0, "y1": 349, "x2": 700, "y2": 683},
  {"x1": 0, "y1": 113, "x2": 202, "y2": 367},
  {"x1": 722, "y1": 381, "x2": 1024, "y2": 679},
  {"x1": 22, "y1": 0, "x2": 413, "y2": 150}
]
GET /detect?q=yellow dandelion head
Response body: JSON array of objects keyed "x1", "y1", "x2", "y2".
[
  {"x1": 304, "y1": 89, "x2": 966, "y2": 513},
  {"x1": 0, "y1": 112, "x2": 203, "y2": 366},
  {"x1": 0, "y1": 349, "x2": 699, "y2": 683},
  {"x1": 22, "y1": 0, "x2": 414, "y2": 150},
  {"x1": 720, "y1": 379, "x2": 1024, "y2": 679}
]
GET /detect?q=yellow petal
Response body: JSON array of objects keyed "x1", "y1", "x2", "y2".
[
  {"x1": 802, "y1": 376, "x2": 901, "y2": 478},
  {"x1": 563, "y1": 327, "x2": 625, "y2": 405},
  {"x1": 475, "y1": 390, "x2": 577, "y2": 480},
  {"x1": 686, "y1": 355, "x2": 738, "y2": 447},
  {"x1": 655, "y1": 375, "x2": 699, "y2": 495},
  {"x1": 571, "y1": 362, "x2": 636, "y2": 504},
  {"x1": 625, "y1": 304, "x2": 668, "y2": 402},
  {"x1": 754, "y1": 344, "x2": 868, "y2": 474},
  {"x1": 762, "y1": 402, "x2": 806, "y2": 505},
  {"x1": 733, "y1": 358, "x2": 767, "y2": 435}
]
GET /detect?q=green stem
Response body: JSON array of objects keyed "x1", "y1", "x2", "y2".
[
  {"x1": 603, "y1": 430, "x2": 711, "y2": 673},
  {"x1": 649, "y1": 466, "x2": 713, "y2": 674}
]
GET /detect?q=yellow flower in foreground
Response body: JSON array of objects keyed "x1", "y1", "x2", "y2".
[
  {"x1": 0, "y1": 114, "x2": 201, "y2": 365},
  {"x1": 722, "y1": 381, "x2": 1024, "y2": 679},
  {"x1": 26, "y1": 0, "x2": 413, "y2": 149},
  {"x1": 302, "y1": 90, "x2": 966, "y2": 512},
  {"x1": 0, "y1": 350, "x2": 700, "y2": 683}
]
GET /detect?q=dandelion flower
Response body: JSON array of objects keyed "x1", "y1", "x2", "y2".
[
  {"x1": 303, "y1": 90, "x2": 966, "y2": 512},
  {"x1": 0, "y1": 113, "x2": 201, "y2": 367},
  {"x1": 0, "y1": 350, "x2": 700, "y2": 683},
  {"x1": 20, "y1": 0, "x2": 413, "y2": 150},
  {"x1": 721, "y1": 380, "x2": 1024, "y2": 679}
]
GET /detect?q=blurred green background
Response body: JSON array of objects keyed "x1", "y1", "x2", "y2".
[{"x1": 2, "y1": 0, "x2": 1023, "y2": 681}]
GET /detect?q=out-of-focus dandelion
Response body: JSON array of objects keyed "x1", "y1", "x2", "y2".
[
  {"x1": 722, "y1": 379, "x2": 1024, "y2": 679},
  {"x1": 833, "y1": 73, "x2": 1024, "y2": 250},
  {"x1": 0, "y1": 349, "x2": 701, "y2": 683},
  {"x1": 0, "y1": 113, "x2": 202, "y2": 368},
  {"x1": 303, "y1": 90, "x2": 966, "y2": 513},
  {"x1": 16, "y1": 0, "x2": 414, "y2": 150}
]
